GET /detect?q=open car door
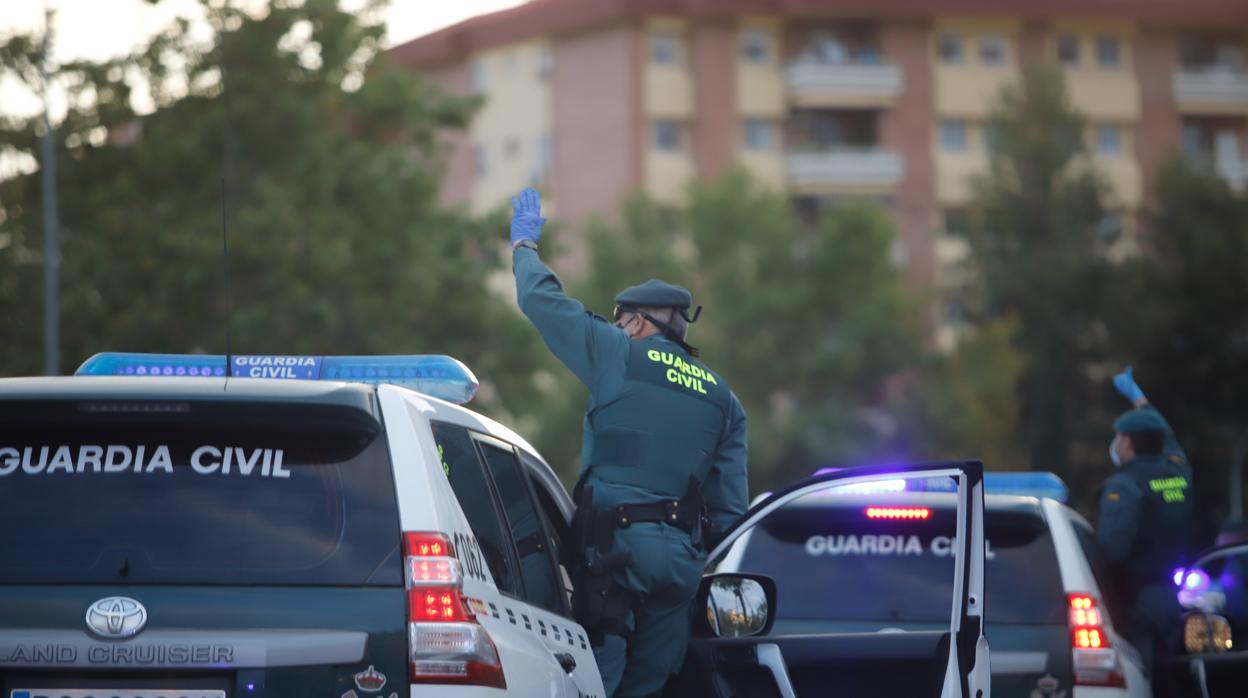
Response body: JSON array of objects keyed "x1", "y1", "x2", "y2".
[{"x1": 667, "y1": 461, "x2": 990, "y2": 698}]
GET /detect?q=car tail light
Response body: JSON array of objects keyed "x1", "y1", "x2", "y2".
[
  {"x1": 404, "y1": 532, "x2": 505, "y2": 689},
  {"x1": 865, "y1": 506, "x2": 931, "y2": 520},
  {"x1": 1068, "y1": 593, "x2": 1125, "y2": 688}
]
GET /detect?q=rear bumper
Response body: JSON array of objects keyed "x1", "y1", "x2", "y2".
[
  {"x1": 408, "y1": 686, "x2": 506, "y2": 697},
  {"x1": 1073, "y1": 686, "x2": 1138, "y2": 697}
]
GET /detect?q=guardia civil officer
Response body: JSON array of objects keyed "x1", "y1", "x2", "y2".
[
  {"x1": 1099, "y1": 366, "x2": 1194, "y2": 681},
  {"x1": 509, "y1": 188, "x2": 748, "y2": 697}
]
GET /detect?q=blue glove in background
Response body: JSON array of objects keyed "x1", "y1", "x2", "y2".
[
  {"x1": 1113, "y1": 365, "x2": 1146, "y2": 404},
  {"x1": 510, "y1": 187, "x2": 546, "y2": 247}
]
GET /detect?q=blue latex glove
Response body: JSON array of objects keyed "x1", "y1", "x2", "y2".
[
  {"x1": 1113, "y1": 366, "x2": 1146, "y2": 404},
  {"x1": 510, "y1": 187, "x2": 546, "y2": 247}
]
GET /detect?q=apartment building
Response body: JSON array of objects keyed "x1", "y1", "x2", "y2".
[{"x1": 392, "y1": 0, "x2": 1248, "y2": 338}]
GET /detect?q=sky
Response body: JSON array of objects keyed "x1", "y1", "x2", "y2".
[{"x1": 0, "y1": 0, "x2": 527, "y2": 117}]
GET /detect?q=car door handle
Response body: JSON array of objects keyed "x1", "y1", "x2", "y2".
[
  {"x1": 756, "y1": 644, "x2": 796, "y2": 698},
  {"x1": 554, "y1": 652, "x2": 577, "y2": 674}
]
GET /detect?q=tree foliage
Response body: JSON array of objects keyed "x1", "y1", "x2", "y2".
[
  {"x1": 1127, "y1": 161, "x2": 1248, "y2": 521},
  {"x1": 960, "y1": 64, "x2": 1124, "y2": 483},
  {"x1": 0, "y1": 0, "x2": 545, "y2": 419},
  {"x1": 895, "y1": 318, "x2": 1026, "y2": 471},
  {"x1": 522, "y1": 172, "x2": 1025, "y2": 490}
]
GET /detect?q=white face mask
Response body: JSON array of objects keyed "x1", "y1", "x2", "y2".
[{"x1": 1109, "y1": 438, "x2": 1123, "y2": 468}]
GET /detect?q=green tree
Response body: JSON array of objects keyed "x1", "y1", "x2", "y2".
[
  {"x1": 1125, "y1": 160, "x2": 1248, "y2": 524},
  {"x1": 0, "y1": 0, "x2": 542, "y2": 418},
  {"x1": 960, "y1": 64, "x2": 1123, "y2": 482},
  {"x1": 527, "y1": 172, "x2": 927, "y2": 490},
  {"x1": 896, "y1": 318, "x2": 1027, "y2": 471}
]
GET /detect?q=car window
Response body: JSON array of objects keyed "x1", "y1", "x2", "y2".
[
  {"x1": 522, "y1": 456, "x2": 575, "y2": 612},
  {"x1": 0, "y1": 401, "x2": 401, "y2": 586},
  {"x1": 477, "y1": 438, "x2": 564, "y2": 614},
  {"x1": 737, "y1": 500, "x2": 1066, "y2": 626},
  {"x1": 432, "y1": 421, "x2": 521, "y2": 596}
]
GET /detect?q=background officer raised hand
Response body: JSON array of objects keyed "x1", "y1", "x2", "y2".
[
  {"x1": 509, "y1": 187, "x2": 748, "y2": 698},
  {"x1": 1099, "y1": 365, "x2": 1194, "y2": 689}
]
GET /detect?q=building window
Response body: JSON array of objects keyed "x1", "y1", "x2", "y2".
[
  {"x1": 652, "y1": 120, "x2": 682, "y2": 152},
  {"x1": 1181, "y1": 39, "x2": 1245, "y2": 71},
  {"x1": 471, "y1": 59, "x2": 487, "y2": 94},
  {"x1": 938, "y1": 32, "x2": 964, "y2": 64},
  {"x1": 741, "y1": 29, "x2": 772, "y2": 64},
  {"x1": 940, "y1": 119, "x2": 968, "y2": 152},
  {"x1": 503, "y1": 137, "x2": 520, "y2": 159},
  {"x1": 537, "y1": 133, "x2": 553, "y2": 174},
  {"x1": 979, "y1": 33, "x2": 1007, "y2": 66},
  {"x1": 1096, "y1": 213, "x2": 1124, "y2": 243},
  {"x1": 1181, "y1": 121, "x2": 1209, "y2": 157},
  {"x1": 809, "y1": 32, "x2": 849, "y2": 65},
  {"x1": 1096, "y1": 36, "x2": 1121, "y2": 68},
  {"x1": 1216, "y1": 45, "x2": 1246, "y2": 71},
  {"x1": 1056, "y1": 35, "x2": 1080, "y2": 67},
  {"x1": 537, "y1": 45, "x2": 553, "y2": 79},
  {"x1": 649, "y1": 31, "x2": 682, "y2": 65},
  {"x1": 475, "y1": 146, "x2": 489, "y2": 177},
  {"x1": 743, "y1": 119, "x2": 773, "y2": 151},
  {"x1": 1096, "y1": 124, "x2": 1123, "y2": 156},
  {"x1": 983, "y1": 123, "x2": 1003, "y2": 154},
  {"x1": 942, "y1": 208, "x2": 970, "y2": 237}
]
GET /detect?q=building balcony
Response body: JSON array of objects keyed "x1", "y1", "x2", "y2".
[
  {"x1": 786, "y1": 148, "x2": 904, "y2": 192},
  {"x1": 786, "y1": 62, "x2": 903, "y2": 108},
  {"x1": 1173, "y1": 69, "x2": 1248, "y2": 115}
]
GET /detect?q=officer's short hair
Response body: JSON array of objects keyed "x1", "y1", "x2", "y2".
[
  {"x1": 637, "y1": 306, "x2": 689, "y2": 340},
  {"x1": 1128, "y1": 430, "x2": 1165, "y2": 456}
]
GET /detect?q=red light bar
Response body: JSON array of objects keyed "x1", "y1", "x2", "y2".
[{"x1": 865, "y1": 506, "x2": 931, "y2": 520}]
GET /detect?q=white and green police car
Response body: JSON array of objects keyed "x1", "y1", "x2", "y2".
[
  {"x1": 0, "y1": 353, "x2": 605, "y2": 698},
  {"x1": 711, "y1": 472, "x2": 1151, "y2": 697},
  {"x1": 0, "y1": 353, "x2": 994, "y2": 698}
]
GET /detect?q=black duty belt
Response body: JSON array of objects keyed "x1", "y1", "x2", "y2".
[{"x1": 605, "y1": 499, "x2": 694, "y2": 534}]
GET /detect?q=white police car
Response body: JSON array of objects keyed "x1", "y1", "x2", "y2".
[
  {"x1": 712, "y1": 472, "x2": 1151, "y2": 697},
  {"x1": 0, "y1": 353, "x2": 605, "y2": 698}
]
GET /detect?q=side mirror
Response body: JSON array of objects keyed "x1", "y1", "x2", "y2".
[{"x1": 695, "y1": 573, "x2": 777, "y2": 638}]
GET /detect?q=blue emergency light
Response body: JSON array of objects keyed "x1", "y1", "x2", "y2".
[
  {"x1": 811, "y1": 468, "x2": 1069, "y2": 503},
  {"x1": 75, "y1": 352, "x2": 480, "y2": 404}
]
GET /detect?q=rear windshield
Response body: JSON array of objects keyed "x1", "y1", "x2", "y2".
[
  {"x1": 0, "y1": 400, "x2": 402, "y2": 586},
  {"x1": 737, "y1": 502, "x2": 1066, "y2": 625}
]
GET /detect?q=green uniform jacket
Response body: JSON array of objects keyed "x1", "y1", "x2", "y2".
[
  {"x1": 1097, "y1": 406, "x2": 1195, "y2": 592},
  {"x1": 513, "y1": 247, "x2": 749, "y2": 531}
]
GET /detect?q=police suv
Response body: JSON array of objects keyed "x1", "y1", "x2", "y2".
[
  {"x1": 714, "y1": 472, "x2": 1151, "y2": 697},
  {"x1": 0, "y1": 353, "x2": 606, "y2": 698}
]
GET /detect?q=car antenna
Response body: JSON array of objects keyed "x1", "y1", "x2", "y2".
[{"x1": 220, "y1": 177, "x2": 234, "y2": 381}]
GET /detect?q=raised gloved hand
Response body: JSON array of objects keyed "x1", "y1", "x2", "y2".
[
  {"x1": 1113, "y1": 365, "x2": 1147, "y2": 405},
  {"x1": 510, "y1": 187, "x2": 546, "y2": 248}
]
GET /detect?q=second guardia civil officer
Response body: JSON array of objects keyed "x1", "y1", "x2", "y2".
[
  {"x1": 509, "y1": 187, "x2": 749, "y2": 697},
  {"x1": 1099, "y1": 366, "x2": 1195, "y2": 687}
]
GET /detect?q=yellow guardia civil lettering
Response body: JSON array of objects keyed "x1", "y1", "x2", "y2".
[
  {"x1": 648, "y1": 349, "x2": 716, "y2": 394},
  {"x1": 1149, "y1": 477, "x2": 1189, "y2": 503}
]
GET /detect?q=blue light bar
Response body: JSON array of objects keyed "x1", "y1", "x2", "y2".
[
  {"x1": 811, "y1": 467, "x2": 1069, "y2": 503},
  {"x1": 75, "y1": 353, "x2": 480, "y2": 404},
  {"x1": 914, "y1": 472, "x2": 1069, "y2": 502}
]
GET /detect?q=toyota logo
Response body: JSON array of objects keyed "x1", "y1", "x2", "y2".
[{"x1": 85, "y1": 597, "x2": 148, "y2": 639}]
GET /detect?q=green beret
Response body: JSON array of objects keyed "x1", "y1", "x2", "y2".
[
  {"x1": 1113, "y1": 408, "x2": 1167, "y2": 434},
  {"x1": 615, "y1": 279, "x2": 692, "y2": 310}
]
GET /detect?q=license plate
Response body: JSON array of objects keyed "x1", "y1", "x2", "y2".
[{"x1": 11, "y1": 691, "x2": 226, "y2": 698}]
